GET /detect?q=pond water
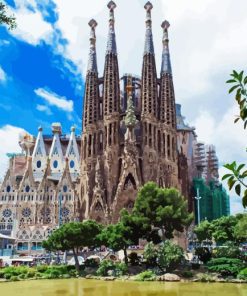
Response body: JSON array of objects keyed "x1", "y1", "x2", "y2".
[{"x1": 0, "y1": 279, "x2": 246, "y2": 296}]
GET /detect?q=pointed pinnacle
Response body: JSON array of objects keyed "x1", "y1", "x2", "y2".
[
  {"x1": 88, "y1": 19, "x2": 97, "y2": 29},
  {"x1": 144, "y1": 1, "x2": 153, "y2": 11},
  {"x1": 161, "y1": 20, "x2": 170, "y2": 30},
  {"x1": 107, "y1": 1, "x2": 116, "y2": 10}
]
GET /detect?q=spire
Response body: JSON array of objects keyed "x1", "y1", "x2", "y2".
[
  {"x1": 125, "y1": 78, "x2": 137, "y2": 128},
  {"x1": 144, "y1": 1, "x2": 154, "y2": 55},
  {"x1": 106, "y1": 1, "x2": 117, "y2": 55},
  {"x1": 161, "y1": 20, "x2": 172, "y2": 74},
  {"x1": 141, "y1": 1, "x2": 158, "y2": 117},
  {"x1": 103, "y1": 0, "x2": 120, "y2": 117},
  {"x1": 87, "y1": 19, "x2": 98, "y2": 73},
  {"x1": 32, "y1": 126, "x2": 46, "y2": 157}
]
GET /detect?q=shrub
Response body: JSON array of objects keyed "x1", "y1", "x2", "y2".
[
  {"x1": 4, "y1": 273, "x2": 12, "y2": 280},
  {"x1": 18, "y1": 273, "x2": 26, "y2": 279},
  {"x1": 96, "y1": 260, "x2": 127, "y2": 277},
  {"x1": 42, "y1": 270, "x2": 60, "y2": 279},
  {"x1": 214, "y1": 242, "x2": 241, "y2": 259},
  {"x1": 128, "y1": 252, "x2": 139, "y2": 266},
  {"x1": 2, "y1": 266, "x2": 29, "y2": 276},
  {"x1": 36, "y1": 265, "x2": 48, "y2": 273},
  {"x1": 195, "y1": 247, "x2": 212, "y2": 263},
  {"x1": 181, "y1": 271, "x2": 193, "y2": 278},
  {"x1": 207, "y1": 258, "x2": 244, "y2": 277},
  {"x1": 237, "y1": 268, "x2": 247, "y2": 280},
  {"x1": 135, "y1": 270, "x2": 156, "y2": 281},
  {"x1": 158, "y1": 241, "x2": 184, "y2": 272},
  {"x1": 26, "y1": 268, "x2": 36, "y2": 278},
  {"x1": 0, "y1": 270, "x2": 5, "y2": 278},
  {"x1": 196, "y1": 273, "x2": 216, "y2": 282},
  {"x1": 44, "y1": 268, "x2": 61, "y2": 279},
  {"x1": 143, "y1": 242, "x2": 158, "y2": 267},
  {"x1": 35, "y1": 272, "x2": 43, "y2": 278},
  {"x1": 68, "y1": 269, "x2": 78, "y2": 277},
  {"x1": 10, "y1": 276, "x2": 19, "y2": 281}
]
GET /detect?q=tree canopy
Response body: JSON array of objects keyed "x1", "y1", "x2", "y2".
[
  {"x1": 98, "y1": 222, "x2": 132, "y2": 264},
  {"x1": 0, "y1": 2, "x2": 16, "y2": 30},
  {"x1": 194, "y1": 219, "x2": 213, "y2": 242},
  {"x1": 43, "y1": 220, "x2": 102, "y2": 271},
  {"x1": 132, "y1": 182, "x2": 193, "y2": 239},
  {"x1": 194, "y1": 214, "x2": 247, "y2": 244}
]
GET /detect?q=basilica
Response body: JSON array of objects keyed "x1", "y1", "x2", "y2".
[{"x1": 0, "y1": 2, "x2": 219, "y2": 253}]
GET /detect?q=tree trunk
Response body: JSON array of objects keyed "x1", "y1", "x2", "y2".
[
  {"x1": 72, "y1": 248, "x2": 80, "y2": 272},
  {"x1": 123, "y1": 247, "x2": 128, "y2": 265},
  {"x1": 161, "y1": 228, "x2": 166, "y2": 241}
]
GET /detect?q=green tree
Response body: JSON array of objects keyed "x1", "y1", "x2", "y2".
[
  {"x1": 214, "y1": 241, "x2": 242, "y2": 259},
  {"x1": 0, "y1": 1, "x2": 16, "y2": 30},
  {"x1": 133, "y1": 182, "x2": 193, "y2": 239},
  {"x1": 120, "y1": 209, "x2": 161, "y2": 244},
  {"x1": 43, "y1": 220, "x2": 102, "y2": 271},
  {"x1": 234, "y1": 214, "x2": 247, "y2": 242},
  {"x1": 211, "y1": 215, "x2": 238, "y2": 244},
  {"x1": 157, "y1": 241, "x2": 184, "y2": 272},
  {"x1": 194, "y1": 219, "x2": 213, "y2": 242},
  {"x1": 222, "y1": 70, "x2": 247, "y2": 208},
  {"x1": 143, "y1": 242, "x2": 159, "y2": 267},
  {"x1": 98, "y1": 222, "x2": 132, "y2": 265}
]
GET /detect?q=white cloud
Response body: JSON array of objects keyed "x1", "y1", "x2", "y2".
[
  {"x1": 53, "y1": 0, "x2": 164, "y2": 75},
  {"x1": 192, "y1": 104, "x2": 246, "y2": 162},
  {"x1": 51, "y1": 0, "x2": 247, "y2": 96},
  {"x1": 0, "y1": 66, "x2": 7, "y2": 82},
  {"x1": 192, "y1": 103, "x2": 246, "y2": 214},
  {"x1": 35, "y1": 87, "x2": 74, "y2": 112},
  {"x1": 0, "y1": 125, "x2": 26, "y2": 181},
  {"x1": 8, "y1": 0, "x2": 53, "y2": 45},
  {"x1": 36, "y1": 104, "x2": 53, "y2": 115}
]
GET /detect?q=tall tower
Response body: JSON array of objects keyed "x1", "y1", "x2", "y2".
[
  {"x1": 80, "y1": 19, "x2": 100, "y2": 219},
  {"x1": 102, "y1": 1, "x2": 121, "y2": 213},
  {"x1": 159, "y1": 20, "x2": 178, "y2": 188},
  {"x1": 82, "y1": 19, "x2": 100, "y2": 163},
  {"x1": 141, "y1": 2, "x2": 159, "y2": 183},
  {"x1": 141, "y1": 1, "x2": 158, "y2": 118}
]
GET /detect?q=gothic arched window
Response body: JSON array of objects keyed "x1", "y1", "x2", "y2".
[{"x1": 124, "y1": 174, "x2": 137, "y2": 190}]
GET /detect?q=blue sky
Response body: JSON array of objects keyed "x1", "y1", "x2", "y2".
[
  {"x1": 0, "y1": 2, "x2": 83, "y2": 135},
  {"x1": 0, "y1": 0, "x2": 246, "y2": 214}
]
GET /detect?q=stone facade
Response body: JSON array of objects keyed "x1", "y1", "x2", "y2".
[
  {"x1": 79, "y1": 2, "x2": 180, "y2": 223},
  {"x1": 0, "y1": 1, "x2": 199, "y2": 253}
]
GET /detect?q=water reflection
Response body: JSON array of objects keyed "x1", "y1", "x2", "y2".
[{"x1": 0, "y1": 279, "x2": 246, "y2": 296}]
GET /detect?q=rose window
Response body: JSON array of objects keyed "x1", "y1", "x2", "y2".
[
  {"x1": 22, "y1": 208, "x2": 31, "y2": 217},
  {"x1": 3, "y1": 209, "x2": 12, "y2": 218}
]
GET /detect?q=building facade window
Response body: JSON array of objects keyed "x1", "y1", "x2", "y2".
[
  {"x1": 69, "y1": 160, "x2": 75, "y2": 168},
  {"x1": 53, "y1": 160, "x2": 58, "y2": 168}
]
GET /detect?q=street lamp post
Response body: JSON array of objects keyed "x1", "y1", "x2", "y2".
[
  {"x1": 58, "y1": 193, "x2": 62, "y2": 227},
  {"x1": 194, "y1": 188, "x2": 202, "y2": 225}
]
